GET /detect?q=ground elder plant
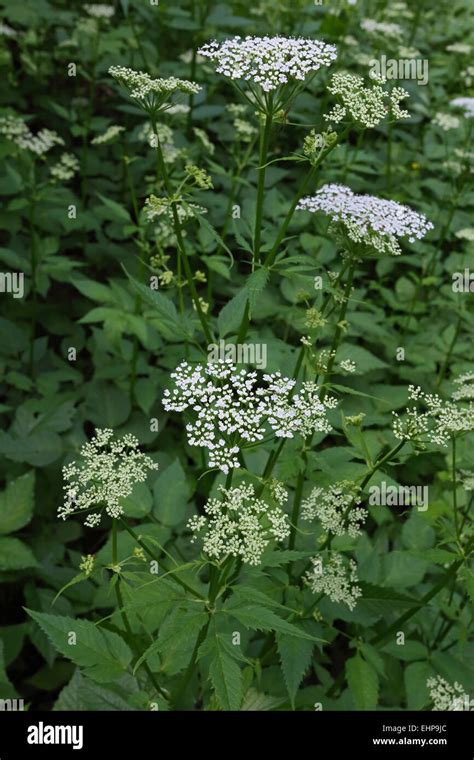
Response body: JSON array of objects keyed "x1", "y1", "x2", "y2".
[{"x1": 0, "y1": 0, "x2": 472, "y2": 717}]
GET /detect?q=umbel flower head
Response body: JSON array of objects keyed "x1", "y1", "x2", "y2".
[
  {"x1": 198, "y1": 35, "x2": 337, "y2": 107},
  {"x1": 162, "y1": 360, "x2": 336, "y2": 473},
  {"x1": 59, "y1": 428, "x2": 158, "y2": 527},
  {"x1": 50, "y1": 153, "x2": 80, "y2": 182},
  {"x1": 427, "y1": 676, "x2": 469, "y2": 711},
  {"x1": 392, "y1": 382, "x2": 474, "y2": 447},
  {"x1": 144, "y1": 195, "x2": 207, "y2": 223},
  {"x1": 302, "y1": 481, "x2": 367, "y2": 538},
  {"x1": 305, "y1": 552, "x2": 362, "y2": 610},
  {"x1": 324, "y1": 72, "x2": 410, "y2": 129},
  {"x1": 188, "y1": 482, "x2": 290, "y2": 565},
  {"x1": 297, "y1": 184, "x2": 433, "y2": 256},
  {"x1": 0, "y1": 115, "x2": 64, "y2": 156},
  {"x1": 450, "y1": 97, "x2": 474, "y2": 119},
  {"x1": 108, "y1": 66, "x2": 201, "y2": 116}
]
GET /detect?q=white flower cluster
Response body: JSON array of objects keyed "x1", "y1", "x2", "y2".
[
  {"x1": 361, "y1": 18, "x2": 403, "y2": 39},
  {"x1": 427, "y1": 676, "x2": 469, "y2": 711},
  {"x1": 59, "y1": 428, "x2": 158, "y2": 527},
  {"x1": 446, "y1": 43, "x2": 472, "y2": 55},
  {"x1": 460, "y1": 470, "x2": 474, "y2": 491},
  {"x1": 198, "y1": 35, "x2": 337, "y2": 93},
  {"x1": 91, "y1": 124, "x2": 125, "y2": 145},
  {"x1": 227, "y1": 104, "x2": 257, "y2": 142},
  {"x1": 188, "y1": 482, "x2": 290, "y2": 565},
  {"x1": 305, "y1": 553, "x2": 362, "y2": 610},
  {"x1": 144, "y1": 195, "x2": 206, "y2": 223},
  {"x1": 84, "y1": 3, "x2": 115, "y2": 18},
  {"x1": 297, "y1": 184, "x2": 433, "y2": 256},
  {"x1": 162, "y1": 360, "x2": 336, "y2": 473},
  {"x1": 455, "y1": 228, "x2": 474, "y2": 242},
  {"x1": 339, "y1": 359, "x2": 356, "y2": 373},
  {"x1": 302, "y1": 481, "x2": 367, "y2": 538},
  {"x1": 50, "y1": 153, "x2": 80, "y2": 181},
  {"x1": 392, "y1": 383, "x2": 474, "y2": 446},
  {"x1": 433, "y1": 112, "x2": 460, "y2": 131},
  {"x1": 450, "y1": 97, "x2": 474, "y2": 119},
  {"x1": 0, "y1": 22, "x2": 17, "y2": 37},
  {"x1": 108, "y1": 66, "x2": 201, "y2": 113},
  {"x1": 0, "y1": 116, "x2": 64, "y2": 156},
  {"x1": 452, "y1": 372, "x2": 474, "y2": 401},
  {"x1": 324, "y1": 72, "x2": 410, "y2": 129}
]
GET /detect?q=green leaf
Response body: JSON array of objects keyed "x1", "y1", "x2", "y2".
[
  {"x1": 404, "y1": 661, "x2": 432, "y2": 710},
  {"x1": 153, "y1": 458, "x2": 190, "y2": 526},
  {"x1": 96, "y1": 193, "x2": 131, "y2": 223},
  {"x1": 71, "y1": 278, "x2": 114, "y2": 303},
  {"x1": 0, "y1": 537, "x2": 37, "y2": 570},
  {"x1": 224, "y1": 603, "x2": 321, "y2": 641},
  {"x1": 346, "y1": 654, "x2": 379, "y2": 710},
  {"x1": 135, "y1": 607, "x2": 207, "y2": 676},
  {"x1": 85, "y1": 383, "x2": 131, "y2": 427},
  {"x1": 277, "y1": 633, "x2": 313, "y2": 707},
  {"x1": 261, "y1": 550, "x2": 314, "y2": 568},
  {"x1": 53, "y1": 670, "x2": 140, "y2": 711},
  {"x1": 26, "y1": 610, "x2": 133, "y2": 683},
  {"x1": 217, "y1": 288, "x2": 248, "y2": 338},
  {"x1": 199, "y1": 623, "x2": 243, "y2": 711},
  {"x1": 245, "y1": 268, "x2": 270, "y2": 313},
  {"x1": 0, "y1": 640, "x2": 18, "y2": 698},
  {"x1": 0, "y1": 471, "x2": 35, "y2": 535}
]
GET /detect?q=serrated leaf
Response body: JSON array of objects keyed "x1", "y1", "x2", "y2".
[
  {"x1": 97, "y1": 193, "x2": 131, "y2": 223},
  {"x1": 245, "y1": 268, "x2": 270, "y2": 313},
  {"x1": 346, "y1": 654, "x2": 379, "y2": 710},
  {"x1": 261, "y1": 550, "x2": 314, "y2": 568},
  {"x1": 205, "y1": 629, "x2": 243, "y2": 711},
  {"x1": 26, "y1": 610, "x2": 132, "y2": 683},
  {"x1": 217, "y1": 288, "x2": 248, "y2": 338},
  {"x1": 224, "y1": 604, "x2": 322, "y2": 641},
  {"x1": 277, "y1": 633, "x2": 313, "y2": 707}
]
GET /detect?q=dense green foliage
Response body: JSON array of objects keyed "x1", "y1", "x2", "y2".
[{"x1": 0, "y1": 0, "x2": 473, "y2": 712}]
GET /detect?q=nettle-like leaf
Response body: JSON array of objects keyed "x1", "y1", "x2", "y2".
[
  {"x1": 277, "y1": 633, "x2": 314, "y2": 708},
  {"x1": 198, "y1": 620, "x2": 243, "y2": 711},
  {"x1": 134, "y1": 606, "x2": 208, "y2": 676},
  {"x1": 26, "y1": 610, "x2": 133, "y2": 684},
  {"x1": 346, "y1": 653, "x2": 379, "y2": 710},
  {"x1": 223, "y1": 598, "x2": 322, "y2": 642}
]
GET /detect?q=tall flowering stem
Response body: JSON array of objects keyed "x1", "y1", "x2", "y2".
[
  {"x1": 452, "y1": 437, "x2": 461, "y2": 544},
  {"x1": 111, "y1": 520, "x2": 167, "y2": 700},
  {"x1": 288, "y1": 262, "x2": 356, "y2": 555},
  {"x1": 253, "y1": 97, "x2": 274, "y2": 267},
  {"x1": 150, "y1": 116, "x2": 213, "y2": 345}
]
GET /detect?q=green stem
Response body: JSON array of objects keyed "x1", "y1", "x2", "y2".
[
  {"x1": 28, "y1": 168, "x2": 37, "y2": 378},
  {"x1": 319, "y1": 262, "x2": 355, "y2": 400},
  {"x1": 120, "y1": 518, "x2": 205, "y2": 601},
  {"x1": 112, "y1": 520, "x2": 166, "y2": 699},
  {"x1": 435, "y1": 312, "x2": 462, "y2": 390},
  {"x1": 452, "y1": 436, "x2": 461, "y2": 544},
  {"x1": 253, "y1": 106, "x2": 273, "y2": 268},
  {"x1": 151, "y1": 119, "x2": 213, "y2": 345}
]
